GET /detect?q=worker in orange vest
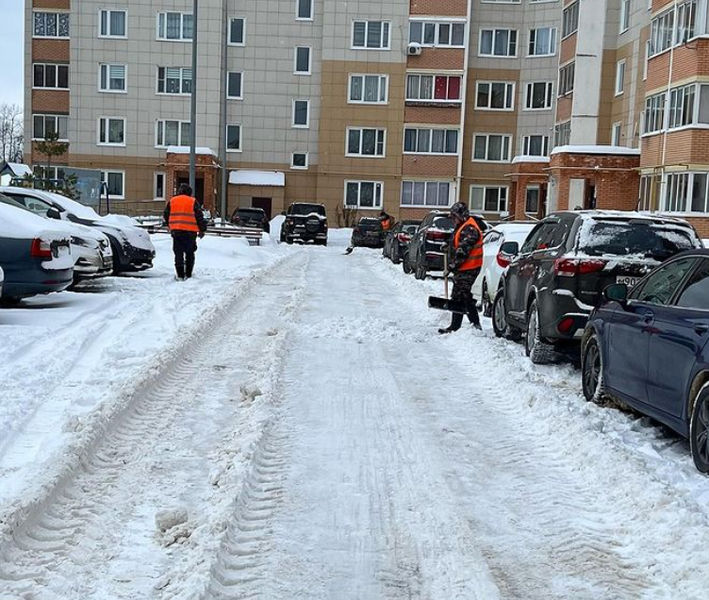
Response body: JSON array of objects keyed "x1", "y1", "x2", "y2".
[
  {"x1": 379, "y1": 210, "x2": 394, "y2": 231},
  {"x1": 439, "y1": 202, "x2": 483, "y2": 334},
  {"x1": 163, "y1": 183, "x2": 207, "y2": 280}
]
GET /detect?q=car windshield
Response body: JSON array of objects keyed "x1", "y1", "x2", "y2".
[
  {"x1": 291, "y1": 204, "x2": 325, "y2": 216},
  {"x1": 579, "y1": 220, "x2": 698, "y2": 260},
  {"x1": 237, "y1": 210, "x2": 264, "y2": 218},
  {"x1": 432, "y1": 216, "x2": 453, "y2": 230}
]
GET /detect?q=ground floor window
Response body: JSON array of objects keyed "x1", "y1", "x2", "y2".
[
  {"x1": 345, "y1": 180, "x2": 383, "y2": 209},
  {"x1": 470, "y1": 185, "x2": 507, "y2": 213},
  {"x1": 664, "y1": 171, "x2": 709, "y2": 213},
  {"x1": 101, "y1": 170, "x2": 125, "y2": 199},
  {"x1": 401, "y1": 180, "x2": 451, "y2": 207},
  {"x1": 525, "y1": 185, "x2": 540, "y2": 214},
  {"x1": 639, "y1": 174, "x2": 661, "y2": 211},
  {"x1": 154, "y1": 172, "x2": 165, "y2": 199}
]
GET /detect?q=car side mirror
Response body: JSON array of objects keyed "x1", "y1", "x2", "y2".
[
  {"x1": 47, "y1": 207, "x2": 61, "y2": 219},
  {"x1": 604, "y1": 283, "x2": 628, "y2": 304},
  {"x1": 499, "y1": 241, "x2": 519, "y2": 256}
]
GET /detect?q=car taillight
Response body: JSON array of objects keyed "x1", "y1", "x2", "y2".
[
  {"x1": 554, "y1": 258, "x2": 606, "y2": 277},
  {"x1": 496, "y1": 252, "x2": 511, "y2": 268},
  {"x1": 427, "y1": 230, "x2": 447, "y2": 241},
  {"x1": 397, "y1": 233, "x2": 411, "y2": 243},
  {"x1": 557, "y1": 317, "x2": 576, "y2": 333},
  {"x1": 31, "y1": 238, "x2": 52, "y2": 259}
]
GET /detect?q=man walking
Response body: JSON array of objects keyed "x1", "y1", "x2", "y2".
[
  {"x1": 439, "y1": 202, "x2": 483, "y2": 334},
  {"x1": 163, "y1": 183, "x2": 207, "y2": 280}
]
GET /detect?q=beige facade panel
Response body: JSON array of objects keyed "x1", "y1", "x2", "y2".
[
  {"x1": 402, "y1": 155, "x2": 457, "y2": 177},
  {"x1": 407, "y1": 48, "x2": 465, "y2": 70},
  {"x1": 405, "y1": 105, "x2": 461, "y2": 125},
  {"x1": 32, "y1": 39, "x2": 70, "y2": 62},
  {"x1": 560, "y1": 34, "x2": 576, "y2": 65},
  {"x1": 31, "y1": 89, "x2": 70, "y2": 114},
  {"x1": 409, "y1": 0, "x2": 468, "y2": 17}
]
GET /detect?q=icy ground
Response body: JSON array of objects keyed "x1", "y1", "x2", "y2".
[{"x1": 2, "y1": 230, "x2": 709, "y2": 599}]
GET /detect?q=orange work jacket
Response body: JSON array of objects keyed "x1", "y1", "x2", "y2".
[
  {"x1": 453, "y1": 217, "x2": 483, "y2": 271},
  {"x1": 168, "y1": 195, "x2": 199, "y2": 233}
]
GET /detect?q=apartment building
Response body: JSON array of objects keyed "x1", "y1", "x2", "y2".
[{"x1": 25, "y1": 0, "x2": 709, "y2": 234}]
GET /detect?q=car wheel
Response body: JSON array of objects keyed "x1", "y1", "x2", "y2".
[
  {"x1": 525, "y1": 299, "x2": 555, "y2": 364},
  {"x1": 0, "y1": 297, "x2": 22, "y2": 307},
  {"x1": 582, "y1": 334, "x2": 606, "y2": 404},
  {"x1": 690, "y1": 387, "x2": 709, "y2": 473},
  {"x1": 402, "y1": 251, "x2": 413, "y2": 274},
  {"x1": 491, "y1": 287, "x2": 520, "y2": 340},
  {"x1": 391, "y1": 244, "x2": 400, "y2": 264},
  {"x1": 482, "y1": 279, "x2": 492, "y2": 318},
  {"x1": 415, "y1": 258, "x2": 427, "y2": 281}
]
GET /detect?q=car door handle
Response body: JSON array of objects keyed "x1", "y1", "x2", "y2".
[
  {"x1": 694, "y1": 323, "x2": 709, "y2": 335},
  {"x1": 642, "y1": 312, "x2": 655, "y2": 324}
]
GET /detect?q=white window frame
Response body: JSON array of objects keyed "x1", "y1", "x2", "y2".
[
  {"x1": 348, "y1": 74, "x2": 389, "y2": 104},
  {"x1": 522, "y1": 135, "x2": 549, "y2": 157},
  {"x1": 156, "y1": 12, "x2": 193, "y2": 42},
  {"x1": 558, "y1": 61, "x2": 575, "y2": 96},
  {"x1": 154, "y1": 171, "x2": 166, "y2": 200},
  {"x1": 32, "y1": 63, "x2": 69, "y2": 90},
  {"x1": 562, "y1": 2, "x2": 579, "y2": 39},
  {"x1": 619, "y1": 0, "x2": 630, "y2": 34},
  {"x1": 400, "y1": 180, "x2": 453, "y2": 208},
  {"x1": 403, "y1": 127, "x2": 459, "y2": 155},
  {"x1": 98, "y1": 64, "x2": 127, "y2": 93},
  {"x1": 478, "y1": 28, "x2": 517, "y2": 57},
  {"x1": 99, "y1": 9, "x2": 127, "y2": 39},
  {"x1": 156, "y1": 67, "x2": 192, "y2": 95},
  {"x1": 226, "y1": 71, "x2": 243, "y2": 100},
  {"x1": 525, "y1": 81, "x2": 554, "y2": 110},
  {"x1": 344, "y1": 180, "x2": 384, "y2": 210},
  {"x1": 612, "y1": 122, "x2": 622, "y2": 146},
  {"x1": 226, "y1": 124, "x2": 242, "y2": 152},
  {"x1": 101, "y1": 170, "x2": 125, "y2": 200},
  {"x1": 472, "y1": 134, "x2": 512, "y2": 163},
  {"x1": 408, "y1": 19, "x2": 466, "y2": 48},
  {"x1": 228, "y1": 17, "x2": 245, "y2": 46},
  {"x1": 662, "y1": 171, "x2": 709, "y2": 213},
  {"x1": 346, "y1": 127, "x2": 387, "y2": 158},
  {"x1": 525, "y1": 185, "x2": 540, "y2": 215},
  {"x1": 32, "y1": 11, "x2": 70, "y2": 39},
  {"x1": 292, "y1": 99, "x2": 310, "y2": 128},
  {"x1": 155, "y1": 119, "x2": 191, "y2": 148},
  {"x1": 406, "y1": 73, "x2": 463, "y2": 103},
  {"x1": 32, "y1": 114, "x2": 69, "y2": 141},
  {"x1": 294, "y1": 47, "x2": 312, "y2": 75},
  {"x1": 615, "y1": 60, "x2": 626, "y2": 96},
  {"x1": 296, "y1": 0, "x2": 313, "y2": 21},
  {"x1": 97, "y1": 116, "x2": 126, "y2": 147},
  {"x1": 469, "y1": 185, "x2": 509, "y2": 214},
  {"x1": 528, "y1": 27, "x2": 557, "y2": 57},
  {"x1": 475, "y1": 81, "x2": 515, "y2": 111},
  {"x1": 291, "y1": 152, "x2": 309, "y2": 169},
  {"x1": 351, "y1": 20, "x2": 391, "y2": 50}
]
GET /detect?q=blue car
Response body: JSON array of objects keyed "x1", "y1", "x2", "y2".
[{"x1": 581, "y1": 249, "x2": 709, "y2": 472}]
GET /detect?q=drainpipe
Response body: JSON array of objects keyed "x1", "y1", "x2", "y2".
[
  {"x1": 189, "y1": 0, "x2": 199, "y2": 193},
  {"x1": 219, "y1": 0, "x2": 228, "y2": 221},
  {"x1": 456, "y1": 0, "x2": 474, "y2": 205},
  {"x1": 659, "y1": 0, "x2": 680, "y2": 213}
]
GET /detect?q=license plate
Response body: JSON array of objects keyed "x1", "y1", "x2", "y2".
[{"x1": 617, "y1": 275, "x2": 640, "y2": 287}]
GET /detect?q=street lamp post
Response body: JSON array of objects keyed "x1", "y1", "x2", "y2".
[{"x1": 189, "y1": 0, "x2": 198, "y2": 194}]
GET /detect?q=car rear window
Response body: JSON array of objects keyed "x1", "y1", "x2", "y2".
[
  {"x1": 238, "y1": 209, "x2": 264, "y2": 218},
  {"x1": 402, "y1": 224, "x2": 418, "y2": 234},
  {"x1": 432, "y1": 216, "x2": 453, "y2": 229},
  {"x1": 358, "y1": 219, "x2": 382, "y2": 229},
  {"x1": 579, "y1": 219, "x2": 698, "y2": 260},
  {"x1": 291, "y1": 204, "x2": 326, "y2": 216}
]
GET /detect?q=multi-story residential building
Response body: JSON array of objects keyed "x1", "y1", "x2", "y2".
[{"x1": 24, "y1": 0, "x2": 709, "y2": 235}]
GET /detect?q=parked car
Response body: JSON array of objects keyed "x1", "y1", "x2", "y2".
[
  {"x1": 280, "y1": 203, "x2": 327, "y2": 245},
  {"x1": 0, "y1": 203, "x2": 74, "y2": 303},
  {"x1": 472, "y1": 222, "x2": 536, "y2": 316},
  {"x1": 231, "y1": 207, "x2": 270, "y2": 232},
  {"x1": 0, "y1": 187, "x2": 155, "y2": 273},
  {"x1": 0, "y1": 266, "x2": 4, "y2": 298},
  {"x1": 582, "y1": 249, "x2": 709, "y2": 472},
  {"x1": 0, "y1": 193, "x2": 113, "y2": 283},
  {"x1": 350, "y1": 217, "x2": 385, "y2": 248},
  {"x1": 383, "y1": 220, "x2": 420, "y2": 264},
  {"x1": 492, "y1": 211, "x2": 703, "y2": 363}
]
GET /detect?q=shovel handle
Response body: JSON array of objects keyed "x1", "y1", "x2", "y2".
[{"x1": 444, "y1": 253, "x2": 449, "y2": 299}]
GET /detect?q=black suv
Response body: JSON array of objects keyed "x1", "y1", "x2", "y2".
[
  {"x1": 350, "y1": 217, "x2": 385, "y2": 248},
  {"x1": 280, "y1": 203, "x2": 328, "y2": 245},
  {"x1": 231, "y1": 207, "x2": 270, "y2": 232},
  {"x1": 492, "y1": 211, "x2": 703, "y2": 363}
]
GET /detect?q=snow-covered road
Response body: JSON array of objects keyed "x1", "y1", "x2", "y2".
[{"x1": 2, "y1": 233, "x2": 709, "y2": 599}]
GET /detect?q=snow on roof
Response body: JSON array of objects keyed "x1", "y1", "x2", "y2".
[
  {"x1": 511, "y1": 155, "x2": 550, "y2": 164},
  {"x1": 229, "y1": 170, "x2": 285, "y2": 187},
  {"x1": 165, "y1": 146, "x2": 217, "y2": 157},
  {"x1": 550, "y1": 145, "x2": 641, "y2": 156},
  {"x1": 0, "y1": 202, "x2": 63, "y2": 239},
  {"x1": 0, "y1": 162, "x2": 33, "y2": 177}
]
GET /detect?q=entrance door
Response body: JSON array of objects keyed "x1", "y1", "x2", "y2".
[
  {"x1": 252, "y1": 197, "x2": 272, "y2": 219},
  {"x1": 178, "y1": 176, "x2": 205, "y2": 204}
]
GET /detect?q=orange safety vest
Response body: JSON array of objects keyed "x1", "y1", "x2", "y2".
[
  {"x1": 453, "y1": 217, "x2": 483, "y2": 271},
  {"x1": 381, "y1": 216, "x2": 394, "y2": 231},
  {"x1": 168, "y1": 195, "x2": 199, "y2": 233}
]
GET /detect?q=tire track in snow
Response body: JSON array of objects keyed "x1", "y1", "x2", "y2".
[{"x1": 0, "y1": 252, "x2": 309, "y2": 599}]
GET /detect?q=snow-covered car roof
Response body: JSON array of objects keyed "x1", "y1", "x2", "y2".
[
  {"x1": 0, "y1": 186, "x2": 101, "y2": 221},
  {"x1": 0, "y1": 202, "x2": 68, "y2": 240}
]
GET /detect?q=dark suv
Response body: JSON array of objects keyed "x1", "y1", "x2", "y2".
[
  {"x1": 492, "y1": 211, "x2": 702, "y2": 363},
  {"x1": 280, "y1": 202, "x2": 328, "y2": 245},
  {"x1": 231, "y1": 207, "x2": 269, "y2": 232},
  {"x1": 350, "y1": 217, "x2": 385, "y2": 248}
]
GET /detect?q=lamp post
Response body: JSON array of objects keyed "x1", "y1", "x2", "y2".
[{"x1": 189, "y1": 0, "x2": 198, "y2": 193}]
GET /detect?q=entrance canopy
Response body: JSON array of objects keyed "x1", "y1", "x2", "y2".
[{"x1": 229, "y1": 170, "x2": 285, "y2": 187}]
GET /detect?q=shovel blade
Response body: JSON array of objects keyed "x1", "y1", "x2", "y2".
[{"x1": 428, "y1": 296, "x2": 467, "y2": 313}]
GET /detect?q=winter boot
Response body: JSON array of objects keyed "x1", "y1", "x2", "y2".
[
  {"x1": 439, "y1": 312, "x2": 464, "y2": 334},
  {"x1": 468, "y1": 300, "x2": 482, "y2": 330}
]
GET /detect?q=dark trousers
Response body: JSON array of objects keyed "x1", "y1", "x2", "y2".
[
  {"x1": 172, "y1": 231, "x2": 198, "y2": 278},
  {"x1": 448, "y1": 268, "x2": 481, "y2": 330}
]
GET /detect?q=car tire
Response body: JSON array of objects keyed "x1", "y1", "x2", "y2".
[
  {"x1": 415, "y1": 258, "x2": 427, "y2": 281},
  {"x1": 482, "y1": 279, "x2": 492, "y2": 318},
  {"x1": 690, "y1": 386, "x2": 709, "y2": 473},
  {"x1": 581, "y1": 334, "x2": 607, "y2": 404},
  {"x1": 491, "y1": 287, "x2": 521, "y2": 340},
  {"x1": 525, "y1": 299, "x2": 556, "y2": 364},
  {"x1": 0, "y1": 297, "x2": 22, "y2": 307},
  {"x1": 402, "y1": 251, "x2": 413, "y2": 275},
  {"x1": 391, "y1": 244, "x2": 400, "y2": 264}
]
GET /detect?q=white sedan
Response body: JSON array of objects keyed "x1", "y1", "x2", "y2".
[{"x1": 473, "y1": 222, "x2": 536, "y2": 316}]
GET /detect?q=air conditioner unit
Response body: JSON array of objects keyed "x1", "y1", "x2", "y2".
[{"x1": 407, "y1": 43, "x2": 422, "y2": 56}]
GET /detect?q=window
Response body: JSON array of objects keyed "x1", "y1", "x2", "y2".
[
  {"x1": 633, "y1": 257, "x2": 696, "y2": 305},
  {"x1": 295, "y1": 47, "x2": 311, "y2": 74},
  {"x1": 297, "y1": 0, "x2": 313, "y2": 20},
  {"x1": 229, "y1": 18, "x2": 245, "y2": 45},
  {"x1": 157, "y1": 67, "x2": 192, "y2": 94},
  {"x1": 98, "y1": 117, "x2": 125, "y2": 146},
  {"x1": 676, "y1": 259, "x2": 709, "y2": 309},
  {"x1": 528, "y1": 27, "x2": 557, "y2": 56},
  {"x1": 154, "y1": 172, "x2": 165, "y2": 199},
  {"x1": 639, "y1": 174, "x2": 662, "y2": 211},
  {"x1": 620, "y1": 0, "x2": 630, "y2": 33},
  {"x1": 345, "y1": 181, "x2": 383, "y2": 209},
  {"x1": 663, "y1": 171, "x2": 709, "y2": 212},
  {"x1": 669, "y1": 83, "x2": 695, "y2": 128},
  {"x1": 401, "y1": 181, "x2": 451, "y2": 207},
  {"x1": 409, "y1": 20, "x2": 465, "y2": 47},
  {"x1": 677, "y1": 0, "x2": 698, "y2": 45},
  {"x1": 470, "y1": 186, "x2": 508, "y2": 213},
  {"x1": 99, "y1": 64, "x2": 126, "y2": 92},
  {"x1": 157, "y1": 12, "x2": 193, "y2": 41},
  {"x1": 522, "y1": 135, "x2": 549, "y2": 156},
  {"x1": 291, "y1": 152, "x2": 308, "y2": 169},
  {"x1": 525, "y1": 186, "x2": 540, "y2": 214},
  {"x1": 292, "y1": 100, "x2": 309, "y2": 127},
  {"x1": 33, "y1": 114, "x2": 68, "y2": 140},
  {"x1": 227, "y1": 72, "x2": 243, "y2": 99},
  {"x1": 479, "y1": 29, "x2": 517, "y2": 57},
  {"x1": 473, "y1": 134, "x2": 512, "y2": 162},
  {"x1": 346, "y1": 128, "x2": 386, "y2": 157},
  {"x1": 33, "y1": 64, "x2": 69, "y2": 89},
  {"x1": 555, "y1": 121, "x2": 571, "y2": 146},
  {"x1": 156, "y1": 120, "x2": 191, "y2": 147},
  {"x1": 559, "y1": 62, "x2": 575, "y2": 95},
  {"x1": 562, "y1": 2, "x2": 579, "y2": 38},
  {"x1": 33, "y1": 12, "x2": 69, "y2": 38},
  {"x1": 352, "y1": 21, "x2": 390, "y2": 49},
  {"x1": 643, "y1": 93, "x2": 666, "y2": 134},
  {"x1": 615, "y1": 60, "x2": 625, "y2": 95},
  {"x1": 226, "y1": 124, "x2": 241, "y2": 151},
  {"x1": 407, "y1": 75, "x2": 462, "y2": 102},
  {"x1": 475, "y1": 81, "x2": 514, "y2": 110},
  {"x1": 33, "y1": 165, "x2": 66, "y2": 182},
  {"x1": 349, "y1": 74, "x2": 388, "y2": 104},
  {"x1": 404, "y1": 128, "x2": 459, "y2": 154},
  {"x1": 101, "y1": 171, "x2": 125, "y2": 199},
  {"x1": 525, "y1": 81, "x2": 553, "y2": 109},
  {"x1": 612, "y1": 122, "x2": 622, "y2": 146},
  {"x1": 99, "y1": 9, "x2": 126, "y2": 38}
]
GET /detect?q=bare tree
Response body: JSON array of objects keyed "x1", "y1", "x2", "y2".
[{"x1": 0, "y1": 103, "x2": 23, "y2": 163}]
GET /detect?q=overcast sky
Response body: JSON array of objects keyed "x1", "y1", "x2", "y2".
[{"x1": 0, "y1": 1, "x2": 25, "y2": 108}]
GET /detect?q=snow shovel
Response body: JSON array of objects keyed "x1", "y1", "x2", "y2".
[
  {"x1": 344, "y1": 246, "x2": 354, "y2": 255},
  {"x1": 427, "y1": 252, "x2": 467, "y2": 313}
]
